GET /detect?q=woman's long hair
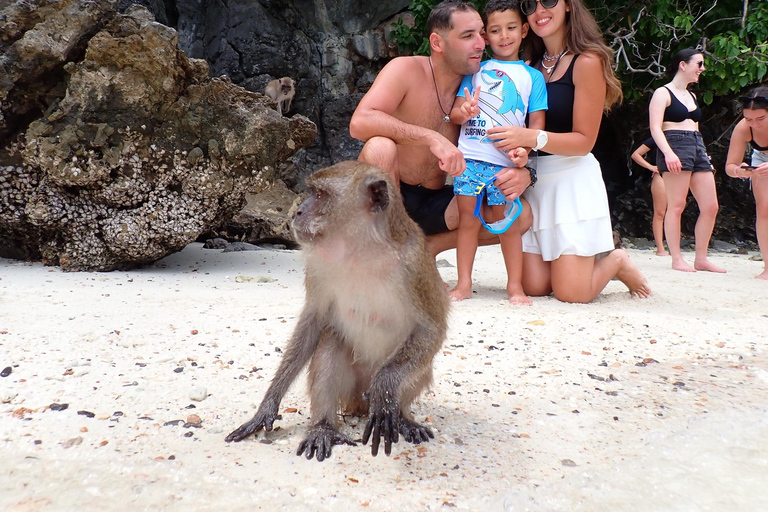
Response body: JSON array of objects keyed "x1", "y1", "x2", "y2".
[{"x1": 523, "y1": 0, "x2": 623, "y2": 110}]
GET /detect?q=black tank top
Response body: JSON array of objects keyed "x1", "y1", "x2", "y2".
[
  {"x1": 750, "y1": 127, "x2": 768, "y2": 151},
  {"x1": 662, "y1": 86, "x2": 702, "y2": 123},
  {"x1": 537, "y1": 55, "x2": 579, "y2": 156}
]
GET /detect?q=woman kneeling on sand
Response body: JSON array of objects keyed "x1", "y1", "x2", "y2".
[
  {"x1": 725, "y1": 86, "x2": 768, "y2": 280},
  {"x1": 481, "y1": 0, "x2": 651, "y2": 302}
]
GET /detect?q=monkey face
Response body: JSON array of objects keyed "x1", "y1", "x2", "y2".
[{"x1": 293, "y1": 162, "x2": 395, "y2": 245}]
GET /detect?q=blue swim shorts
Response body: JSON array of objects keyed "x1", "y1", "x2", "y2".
[{"x1": 454, "y1": 159, "x2": 506, "y2": 205}]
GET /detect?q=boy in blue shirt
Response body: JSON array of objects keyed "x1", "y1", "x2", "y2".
[{"x1": 448, "y1": 0, "x2": 547, "y2": 304}]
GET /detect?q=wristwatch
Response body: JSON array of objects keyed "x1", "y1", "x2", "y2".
[
  {"x1": 532, "y1": 130, "x2": 548, "y2": 151},
  {"x1": 524, "y1": 165, "x2": 537, "y2": 188}
]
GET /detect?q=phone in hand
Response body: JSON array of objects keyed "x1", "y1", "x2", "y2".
[{"x1": 743, "y1": 165, "x2": 757, "y2": 170}]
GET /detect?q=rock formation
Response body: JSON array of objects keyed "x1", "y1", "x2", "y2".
[{"x1": 0, "y1": 1, "x2": 316, "y2": 270}]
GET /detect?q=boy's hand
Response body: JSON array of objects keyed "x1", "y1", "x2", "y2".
[
  {"x1": 508, "y1": 147, "x2": 528, "y2": 168},
  {"x1": 459, "y1": 86, "x2": 481, "y2": 121}
]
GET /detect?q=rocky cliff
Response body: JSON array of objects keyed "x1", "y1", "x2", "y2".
[{"x1": 0, "y1": 0, "x2": 316, "y2": 270}]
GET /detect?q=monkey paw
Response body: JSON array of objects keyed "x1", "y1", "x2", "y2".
[
  {"x1": 362, "y1": 398, "x2": 400, "y2": 457},
  {"x1": 296, "y1": 420, "x2": 356, "y2": 462},
  {"x1": 399, "y1": 417, "x2": 434, "y2": 445},
  {"x1": 225, "y1": 402, "x2": 280, "y2": 442}
]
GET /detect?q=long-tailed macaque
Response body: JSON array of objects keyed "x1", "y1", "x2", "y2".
[
  {"x1": 226, "y1": 161, "x2": 449, "y2": 461},
  {"x1": 264, "y1": 76, "x2": 295, "y2": 115}
]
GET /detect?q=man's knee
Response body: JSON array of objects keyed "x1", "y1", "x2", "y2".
[
  {"x1": 517, "y1": 199, "x2": 532, "y2": 234},
  {"x1": 359, "y1": 137, "x2": 398, "y2": 171}
]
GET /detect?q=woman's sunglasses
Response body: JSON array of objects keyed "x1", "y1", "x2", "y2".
[
  {"x1": 740, "y1": 95, "x2": 768, "y2": 106},
  {"x1": 521, "y1": 0, "x2": 560, "y2": 17}
]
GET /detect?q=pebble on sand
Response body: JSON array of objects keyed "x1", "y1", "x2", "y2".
[{"x1": 189, "y1": 387, "x2": 208, "y2": 401}]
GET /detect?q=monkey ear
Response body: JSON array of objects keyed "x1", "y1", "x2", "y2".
[{"x1": 367, "y1": 179, "x2": 389, "y2": 213}]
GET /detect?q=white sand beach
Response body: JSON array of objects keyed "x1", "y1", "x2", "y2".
[{"x1": 1, "y1": 243, "x2": 767, "y2": 511}]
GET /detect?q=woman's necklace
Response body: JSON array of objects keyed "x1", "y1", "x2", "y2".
[
  {"x1": 541, "y1": 49, "x2": 569, "y2": 76},
  {"x1": 543, "y1": 48, "x2": 568, "y2": 62},
  {"x1": 428, "y1": 57, "x2": 451, "y2": 123}
]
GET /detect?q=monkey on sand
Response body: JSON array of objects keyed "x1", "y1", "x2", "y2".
[{"x1": 226, "y1": 161, "x2": 449, "y2": 461}]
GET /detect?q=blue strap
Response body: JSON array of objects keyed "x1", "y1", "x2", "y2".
[{"x1": 472, "y1": 176, "x2": 522, "y2": 234}]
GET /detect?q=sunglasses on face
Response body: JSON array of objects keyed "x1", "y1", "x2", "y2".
[
  {"x1": 521, "y1": 0, "x2": 560, "y2": 17},
  {"x1": 696, "y1": 61, "x2": 704, "y2": 68}
]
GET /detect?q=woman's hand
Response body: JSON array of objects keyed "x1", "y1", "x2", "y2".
[
  {"x1": 752, "y1": 162, "x2": 768, "y2": 178},
  {"x1": 486, "y1": 125, "x2": 535, "y2": 153},
  {"x1": 664, "y1": 152, "x2": 682, "y2": 174}
]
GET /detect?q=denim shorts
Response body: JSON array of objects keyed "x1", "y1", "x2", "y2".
[
  {"x1": 753, "y1": 149, "x2": 768, "y2": 167},
  {"x1": 453, "y1": 159, "x2": 506, "y2": 205},
  {"x1": 657, "y1": 130, "x2": 713, "y2": 173}
]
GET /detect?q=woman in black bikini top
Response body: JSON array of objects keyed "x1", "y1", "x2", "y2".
[
  {"x1": 662, "y1": 86, "x2": 702, "y2": 123},
  {"x1": 648, "y1": 48, "x2": 725, "y2": 274}
]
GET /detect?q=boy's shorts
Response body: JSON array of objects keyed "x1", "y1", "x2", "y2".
[{"x1": 454, "y1": 159, "x2": 507, "y2": 205}]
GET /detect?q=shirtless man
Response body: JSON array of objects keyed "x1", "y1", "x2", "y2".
[{"x1": 349, "y1": 0, "x2": 533, "y2": 256}]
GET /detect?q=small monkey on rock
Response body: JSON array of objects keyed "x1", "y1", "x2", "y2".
[
  {"x1": 226, "y1": 161, "x2": 449, "y2": 461},
  {"x1": 264, "y1": 76, "x2": 295, "y2": 115}
]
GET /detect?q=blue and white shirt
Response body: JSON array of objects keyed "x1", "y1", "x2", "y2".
[{"x1": 457, "y1": 59, "x2": 548, "y2": 167}]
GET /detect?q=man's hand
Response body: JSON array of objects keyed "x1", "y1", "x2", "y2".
[
  {"x1": 494, "y1": 166, "x2": 531, "y2": 201},
  {"x1": 431, "y1": 136, "x2": 466, "y2": 177}
]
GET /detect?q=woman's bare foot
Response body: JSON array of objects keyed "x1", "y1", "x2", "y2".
[
  {"x1": 614, "y1": 250, "x2": 651, "y2": 298},
  {"x1": 655, "y1": 249, "x2": 669, "y2": 256},
  {"x1": 448, "y1": 283, "x2": 473, "y2": 301},
  {"x1": 755, "y1": 268, "x2": 768, "y2": 280},
  {"x1": 671, "y1": 257, "x2": 696, "y2": 272},
  {"x1": 694, "y1": 258, "x2": 726, "y2": 273}
]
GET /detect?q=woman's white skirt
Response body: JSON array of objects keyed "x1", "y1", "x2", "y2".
[{"x1": 522, "y1": 153, "x2": 615, "y2": 261}]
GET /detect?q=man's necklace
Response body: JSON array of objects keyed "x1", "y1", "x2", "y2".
[{"x1": 428, "y1": 57, "x2": 451, "y2": 123}]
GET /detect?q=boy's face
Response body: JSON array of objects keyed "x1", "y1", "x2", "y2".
[{"x1": 484, "y1": 9, "x2": 528, "y2": 61}]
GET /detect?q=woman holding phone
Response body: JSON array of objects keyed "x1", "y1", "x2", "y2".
[{"x1": 725, "y1": 86, "x2": 768, "y2": 279}]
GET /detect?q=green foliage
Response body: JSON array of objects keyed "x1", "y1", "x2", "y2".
[
  {"x1": 391, "y1": 0, "x2": 439, "y2": 55},
  {"x1": 590, "y1": 0, "x2": 768, "y2": 102},
  {"x1": 388, "y1": 0, "x2": 768, "y2": 103}
]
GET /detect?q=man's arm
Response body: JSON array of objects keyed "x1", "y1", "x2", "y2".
[{"x1": 349, "y1": 57, "x2": 465, "y2": 176}]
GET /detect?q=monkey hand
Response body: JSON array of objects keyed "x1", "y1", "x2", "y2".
[
  {"x1": 361, "y1": 388, "x2": 401, "y2": 457},
  {"x1": 399, "y1": 417, "x2": 434, "y2": 445},
  {"x1": 225, "y1": 398, "x2": 281, "y2": 442},
  {"x1": 296, "y1": 419, "x2": 356, "y2": 462}
]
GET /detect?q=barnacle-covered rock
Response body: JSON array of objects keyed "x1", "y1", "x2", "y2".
[{"x1": 0, "y1": 1, "x2": 316, "y2": 270}]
